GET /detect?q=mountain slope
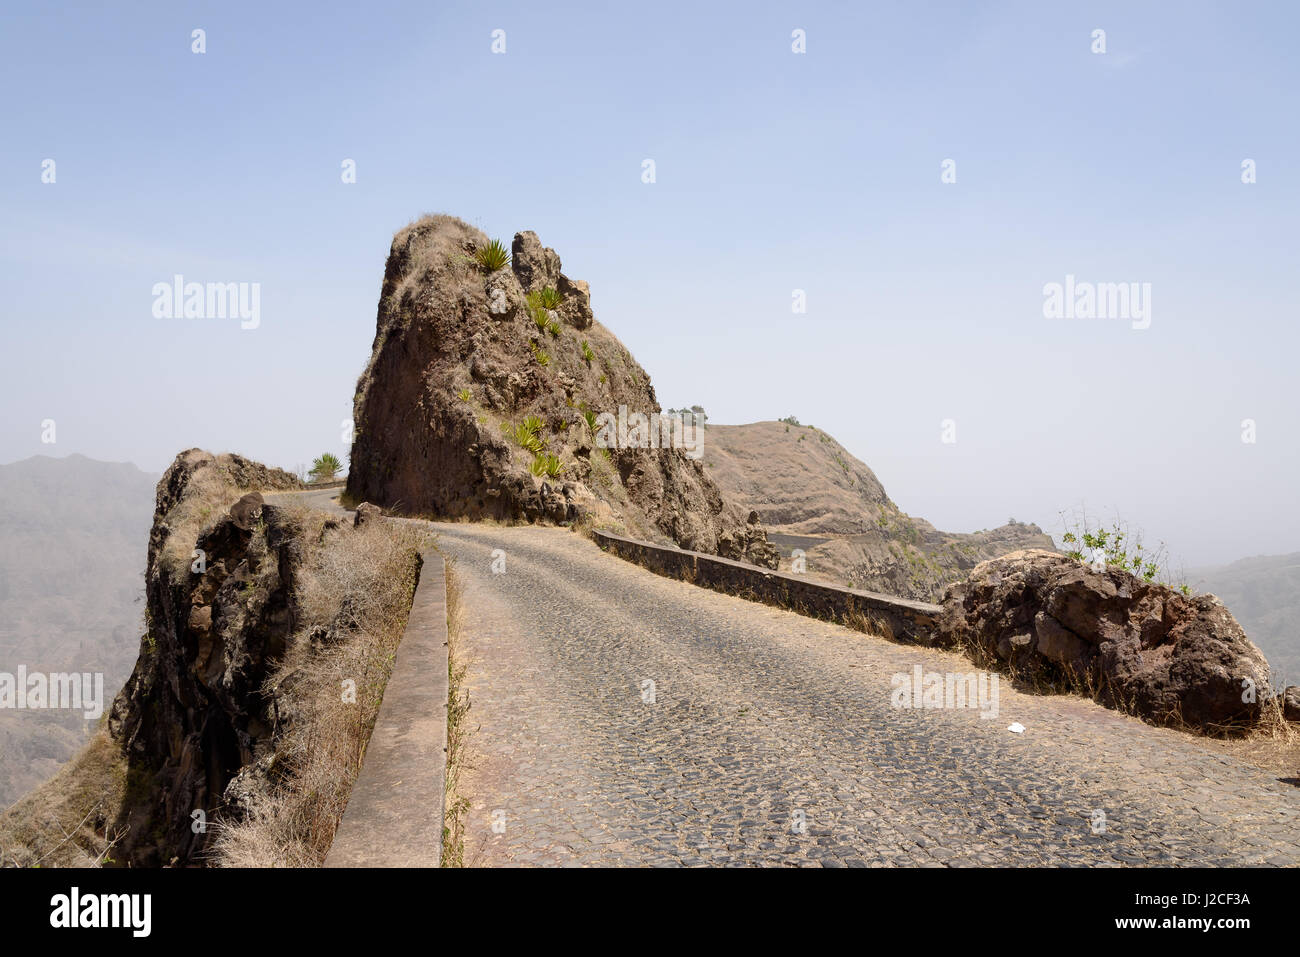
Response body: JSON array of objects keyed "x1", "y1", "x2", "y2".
[
  {"x1": 1193, "y1": 552, "x2": 1300, "y2": 686},
  {"x1": 0, "y1": 454, "x2": 157, "y2": 808},
  {"x1": 704, "y1": 421, "x2": 1055, "y2": 601}
]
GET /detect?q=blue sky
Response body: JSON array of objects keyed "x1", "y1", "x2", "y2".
[{"x1": 2, "y1": 1, "x2": 1297, "y2": 567}]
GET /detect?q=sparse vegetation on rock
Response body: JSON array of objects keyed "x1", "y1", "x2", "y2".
[
  {"x1": 1059, "y1": 509, "x2": 1188, "y2": 593},
  {"x1": 0, "y1": 451, "x2": 425, "y2": 867},
  {"x1": 936, "y1": 549, "x2": 1275, "y2": 733},
  {"x1": 344, "y1": 215, "x2": 776, "y2": 565},
  {"x1": 472, "y1": 238, "x2": 511, "y2": 272}
]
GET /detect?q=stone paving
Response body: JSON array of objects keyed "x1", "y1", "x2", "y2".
[
  {"x1": 431, "y1": 522, "x2": 1300, "y2": 868},
  {"x1": 268, "y1": 491, "x2": 1300, "y2": 867}
]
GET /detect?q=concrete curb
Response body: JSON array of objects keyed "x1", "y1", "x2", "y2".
[
  {"x1": 593, "y1": 529, "x2": 942, "y2": 643},
  {"x1": 324, "y1": 549, "x2": 449, "y2": 867}
]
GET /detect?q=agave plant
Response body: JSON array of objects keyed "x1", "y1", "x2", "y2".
[
  {"x1": 531, "y1": 344, "x2": 551, "y2": 367},
  {"x1": 538, "y1": 286, "x2": 563, "y2": 310},
  {"x1": 473, "y1": 238, "x2": 511, "y2": 272},
  {"x1": 582, "y1": 409, "x2": 598, "y2": 432},
  {"x1": 457, "y1": 387, "x2": 471, "y2": 402},
  {"x1": 546, "y1": 317, "x2": 561, "y2": 337},
  {"x1": 580, "y1": 340, "x2": 595, "y2": 362},
  {"x1": 513, "y1": 416, "x2": 545, "y2": 453},
  {"x1": 530, "y1": 452, "x2": 563, "y2": 478}
]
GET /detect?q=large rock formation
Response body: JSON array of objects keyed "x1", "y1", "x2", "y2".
[
  {"x1": 705, "y1": 421, "x2": 1055, "y2": 599},
  {"x1": 935, "y1": 549, "x2": 1274, "y2": 731},
  {"x1": 345, "y1": 215, "x2": 776, "y2": 568},
  {"x1": 106, "y1": 450, "x2": 303, "y2": 865}
]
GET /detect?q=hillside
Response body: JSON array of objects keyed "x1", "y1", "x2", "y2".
[
  {"x1": 0, "y1": 451, "x2": 430, "y2": 867},
  {"x1": 345, "y1": 216, "x2": 776, "y2": 568},
  {"x1": 0, "y1": 454, "x2": 157, "y2": 808},
  {"x1": 704, "y1": 421, "x2": 1055, "y2": 601},
  {"x1": 1193, "y1": 552, "x2": 1300, "y2": 686}
]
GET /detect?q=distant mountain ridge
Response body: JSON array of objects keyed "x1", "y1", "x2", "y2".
[
  {"x1": 1192, "y1": 552, "x2": 1300, "y2": 687},
  {"x1": 0, "y1": 453, "x2": 158, "y2": 807},
  {"x1": 703, "y1": 421, "x2": 1056, "y2": 601}
]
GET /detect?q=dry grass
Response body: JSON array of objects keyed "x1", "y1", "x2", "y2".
[
  {"x1": 441, "y1": 562, "x2": 474, "y2": 866},
  {"x1": 206, "y1": 514, "x2": 429, "y2": 867},
  {"x1": 157, "y1": 454, "x2": 242, "y2": 578},
  {"x1": 0, "y1": 727, "x2": 128, "y2": 867},
  {"x1": 157, "y1": 451, "x2": 300, "y2": 578},
  {"x1": 845, "y1": 609, "x2": 896, "y2": 643}
]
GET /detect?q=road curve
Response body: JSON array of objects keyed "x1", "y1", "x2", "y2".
[{"x1": 274, "y1": 488, "x2": 1300, "y2": 867}]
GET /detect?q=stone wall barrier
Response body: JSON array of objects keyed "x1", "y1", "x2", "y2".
[
  {"x1": 324, "y1": 550, "x2": 448, "y2": 867},
  {"x1": 593, "y1": 530, "x2": 941, "y2": 643}
]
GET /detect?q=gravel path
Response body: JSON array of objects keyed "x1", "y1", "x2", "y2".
[{"x1": 274, "y1": 490, "x2": 1300, "y2": 867}]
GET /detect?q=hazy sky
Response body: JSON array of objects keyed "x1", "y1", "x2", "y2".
[{"x1": 2, "y1": 1, "x2": 1296, "y2": 568}]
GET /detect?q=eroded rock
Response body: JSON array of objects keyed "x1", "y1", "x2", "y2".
[
  {"x1": 345, "y1": 215, "x2": 774, "y2": 567},
  {"x1": 936, "y1": 549, "x2": 1274, "y2": 732}
]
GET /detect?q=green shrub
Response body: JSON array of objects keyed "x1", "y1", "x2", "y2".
[
  {"x1": 580, "y1": 340, "x2": 595, "y2": 363},
  {"x1": 457, "y1": 388, "x2": 471, "y2": 402},
  {"x1": 538, "y1": 287, "x2": 563, "y2": 310},
  {"x1": 1059, "y1": 510, "x2": 1187, "y2": 590}
]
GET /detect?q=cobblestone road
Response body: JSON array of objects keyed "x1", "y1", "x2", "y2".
[
  {"x1": 439, "y1": 523, "x2": 1299, "y2": 868},
  {"x1": 271, "y1": 491, "x2": 1300, "y2": 867}
]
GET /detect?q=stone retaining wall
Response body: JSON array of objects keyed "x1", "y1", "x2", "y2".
[
  {"x1": 593, "y1": 530, "x2": 940, "y2": 643},
  {"x1": 324, "y1": 550, "x2": 449, "y2": 867}
]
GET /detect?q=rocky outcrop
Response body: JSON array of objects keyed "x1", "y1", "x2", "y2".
[
  {"x1": 1284, "y1": 686, "x2": 1300, "y2": 724},
  {"x1": 936, "y1": 549, "x2": 1275, "y2": 732},
  {"x1": 353, "y1": 502, "x2": 382, "y2": 528},
  {"x1": 718, "y1": 510, "x2": 780, "y2": 570},
  {"x1": 106, "y1": 451, "x2": 302, "y2": 865},
  {"x1": 704, "y1": 421, "x2": 1056, "y2": 599},
  {"x1": 346, "y1": 214, "x2": 774, "y2": 567}
]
